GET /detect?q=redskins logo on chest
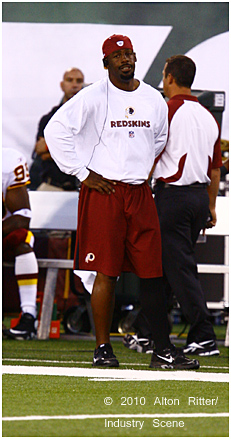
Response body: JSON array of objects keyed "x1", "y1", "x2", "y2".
[{"x1": 125, "y1": 107, "x2": 135, "y2": 118}]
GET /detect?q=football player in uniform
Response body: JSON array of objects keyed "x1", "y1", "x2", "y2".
[{"x1": 2, "y1": 147, "x2": 38, "y2": 339}]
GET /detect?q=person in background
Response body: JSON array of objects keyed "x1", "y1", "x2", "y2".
[
  {"x1": 3, "y1": 147, "x2": 38, "y2": 339},
  {"x1": 29, "y1": 68, "x2": 84, "y2": 191},
  {"x1": 153, "y1": 55, "x2": 223, "y2": 356},
  {"x1": 44, "y1": 34, "x2": 199, "y2": 370},
  {"x1": 220, "y1": 157, "x2": 229, "y2": 177},
  {"x1": 220, "y1": 139, "x2": 229, "y2": 181}
]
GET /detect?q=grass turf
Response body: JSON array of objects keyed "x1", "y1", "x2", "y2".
[
  {"x1": 2, "y1": 376, "x2": 229, "y2": 437},
  {"x1": 2, "y1": 336, "x2": 229, "y2": 371},
  {"x1": 2, "y1": 330, "x2": 229, "y2": 437},
  {"x1": 3, "y1": 375, "x2": 228, "y2": 437}
]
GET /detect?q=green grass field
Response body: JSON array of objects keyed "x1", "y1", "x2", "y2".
[{"x1": 2, "y1": 324, "x2": 229, "y2": 437}]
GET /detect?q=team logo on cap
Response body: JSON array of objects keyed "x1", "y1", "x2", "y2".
[{"x1": 117, "y1": 41, "x2": 124, "y2": 47}]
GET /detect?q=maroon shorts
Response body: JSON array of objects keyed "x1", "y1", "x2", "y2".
[{"x1": 74, "y1": 182, "x2": 162, "y2": 278}]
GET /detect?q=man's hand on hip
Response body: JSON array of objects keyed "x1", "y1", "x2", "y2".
[{"x1": 83, "y1": 170, "x2": 117, "y2": 194}]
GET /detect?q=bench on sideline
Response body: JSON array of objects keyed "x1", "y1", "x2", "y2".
[{"x1": 29, "y1": 191, "x2": 78, "y2": 339}]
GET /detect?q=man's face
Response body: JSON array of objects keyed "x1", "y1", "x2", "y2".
[
  {"x1": 107, "y1": 49, "x2": 136, "y2": 83},
  {"x1": 61, "y1": 69, "x2": 84, "y2": 101}
]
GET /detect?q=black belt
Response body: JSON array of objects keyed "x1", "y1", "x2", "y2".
[{"x1": 156, "y1": 181, "x2": 207, "y2": 189}]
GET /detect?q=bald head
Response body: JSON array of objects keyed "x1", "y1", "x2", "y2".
[
  {"x1": 61, "y1": 68, "x2": 84, "y2": 102},
  {"x1": 63, "y1": 68, "x2": 84, "y2": 81}
]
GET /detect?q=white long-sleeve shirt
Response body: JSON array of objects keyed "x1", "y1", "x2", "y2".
[{"x1": 44, "y1": 77, "x2": 168, "y2": 184}]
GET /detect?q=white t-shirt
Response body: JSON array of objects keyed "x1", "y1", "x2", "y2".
[
  {"x1": 154, "y1": 95, "x2": 221, "y2": 185},
  {"x1": 44, "y1": 77, "x2": 168, "y2": 184}
]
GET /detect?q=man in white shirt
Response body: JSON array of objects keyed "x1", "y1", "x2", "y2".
[
  {"x1": 153, "y1": 55, "x2": 222, "y2": 357},
  {"x1": 45, "y1": 34, "x2": 199, "y2": 370}
]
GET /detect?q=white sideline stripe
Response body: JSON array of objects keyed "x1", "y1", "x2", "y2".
[
  {"x1": 88, "y1": 376, "x2": 227, "y2": 382},
  {"x1": 2, "y1": 365, "x2": 229, "y2": 382},
  {"x1": 3, "y1": 358, "x2": 93, "y2": 365},
  {"x1": 2, "y1": 358, "x2": 229, "y2": 370},
  {"x1": 2, "y1": 413, "x2": 229, "y2": 422}
]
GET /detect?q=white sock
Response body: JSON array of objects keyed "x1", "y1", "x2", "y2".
[{"x1": 15, "y1": 252, "x2": 38, "y2": 318}]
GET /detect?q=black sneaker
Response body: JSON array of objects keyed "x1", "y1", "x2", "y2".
[
  {"x1": 92, "y1": 343, "x2": 119, "y2": 367},
  {"x1": 3, "y1": 313, "x2": 37, "y2": 340},
  {"x1": 150, "y1": 346, "x2": 200, "y2": 370},
  {"x1": 183, "y1": 340, "x2": 220, "y2": 356},
  {"x1": 123, "y1": 334, "x2": 154, "y2": 354}
]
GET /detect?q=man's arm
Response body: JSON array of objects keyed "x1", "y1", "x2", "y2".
[
  {"x1": 206, "y1": 167, "x2": 221, "y2": 228},
  {"x1": 3, "y1": 186, "x2": 31, "y2": 237},
  {"x1": 147, "y1": 96, "x2": 168, "y2": 183},
  {"x1": 154, "y1": 95, "x2": 168, "y2": 158},
  {"x1": 34, "y1": 108, "x2": 60, "y2": 160},
  {"x1": 44, "y1": 100, "x2": 91, "y2": 183},
  {"x1": 35, "y1": 137, "x2": 51, "y2": 161}
]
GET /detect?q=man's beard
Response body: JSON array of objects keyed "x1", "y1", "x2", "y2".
[{"x1": 120, "y1": 70, "x2": 135, "y2": 81}]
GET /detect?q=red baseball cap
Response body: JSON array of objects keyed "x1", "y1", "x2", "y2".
[{"x1": 102, "y1": 34, "x2": 133, "y2": 59}]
